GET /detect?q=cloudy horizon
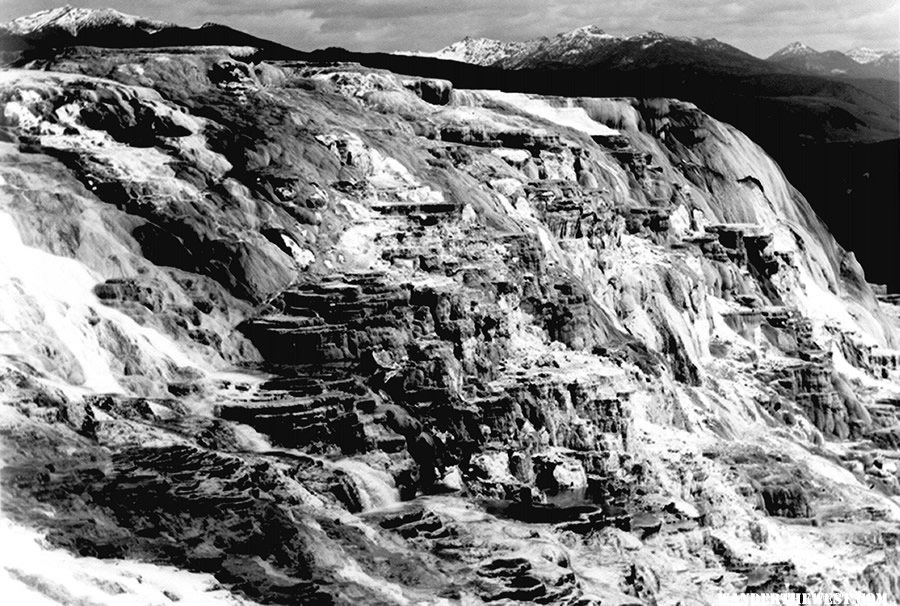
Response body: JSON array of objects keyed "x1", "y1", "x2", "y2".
[{"x1": 1, "y1": 0, "x2": 898, "y2": 58}]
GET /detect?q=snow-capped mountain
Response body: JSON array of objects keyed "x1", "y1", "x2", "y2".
[
  {"x1": 409, "y1": 31, "x2": 898, "y2": 82},
  {"x1": 532, "y1": 24, "x2": 621, "y2": 61},
  {"x1": 767, "y1": 41, "x2": 819, "y2": 59},
  {"x1": 403, "y1": 25, "x2": 762, "y2": 72},
  {"x1": 400, "y1": 26, "x2": 617, "y2": 66},
  {"x1": 847, "y1": 47, "x2": 899, "y2": 80},
  {"x1": 402, "y1": 36, "x2": 527, "y2": 65},
  {"x1": 0, "y1": 5, "x2": 299, "y2": 57},
  {"x1": 847, "y1": 47, "x2": 900, "y2": 65},
  {"x1": 1, "y1": 5, "x2": 171, "y2": 36},
  {"x1": 768, "y1": 42, "x2": 899, "y2": 80}
]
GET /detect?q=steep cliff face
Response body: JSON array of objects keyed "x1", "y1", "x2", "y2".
[{"x1": 1, "y1": 48, "x2": 899, "y2": 605}]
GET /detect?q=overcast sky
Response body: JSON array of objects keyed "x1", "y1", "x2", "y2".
[{"x1": 2, "y1": 0, "x2": 898, "y2": 57}]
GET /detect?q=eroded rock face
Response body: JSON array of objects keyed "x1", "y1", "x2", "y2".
[{"x1": 1, "y1": 50, "x2": 899, "y2": 605}]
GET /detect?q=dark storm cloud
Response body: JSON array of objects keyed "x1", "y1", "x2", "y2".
[{"x1": 2, "y1": 0, "x2": 897, "y2": 56}]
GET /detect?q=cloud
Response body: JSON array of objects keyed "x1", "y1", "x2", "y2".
[{"x1": 1, "y1": 0, "x2": 897, "y2": 56}]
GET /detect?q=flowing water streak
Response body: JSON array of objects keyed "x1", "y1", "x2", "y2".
[
  {"x1": 242, "y1": 433, "x2": 400, "y2": 512},
  {"x1": 0, "y1": 211, "x2": 204, "y2": 394},
  {"x1": 330, "y1": 458, "x2": 400, "y2": 511}
]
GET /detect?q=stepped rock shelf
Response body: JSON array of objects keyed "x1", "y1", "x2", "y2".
[{"x1": 1, "y1": 42, "x2": 899, "y2": 606}]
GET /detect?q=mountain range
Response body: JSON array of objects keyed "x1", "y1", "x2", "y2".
[
  {"x1": 401, "y1": 26, "x2": 760, "y2": 71},
  {"x1": 0, "y1": 5, "x2": 299, "y2": 56},
  {"x1": 767, "y1": 41, "x2": 899, "y2": 81},
  {"x1": 406, "y1": 30, "x2": 898, "y2": 81}
]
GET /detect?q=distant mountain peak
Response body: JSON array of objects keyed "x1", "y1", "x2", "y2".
[
  {"x1": 2, "y1": 5, "x2": 172, "y2": 36},
  {"x1": 766, "y1": 41, "x2": 899, "y2": 80},
  {"x1": 401, "y1": 36, "x2": 525, "y2": 64},
  {"x1": 769, "y1": 41, "x2": 818, "y2": 59},
  {"x1": 847, "y1": 46, "x2": 899, "y2": 64},
  {"x1": 557, "y1": 24, "x2": 610, "y2": 38}
]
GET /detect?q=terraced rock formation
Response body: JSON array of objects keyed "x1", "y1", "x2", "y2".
[{"x1": 1, "y1": 42, "x2": 899, "y2": 605}]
